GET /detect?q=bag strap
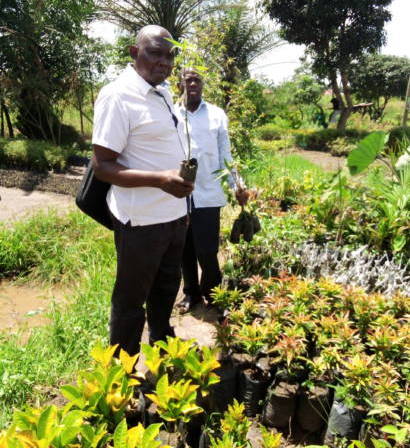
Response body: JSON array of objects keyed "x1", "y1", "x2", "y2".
[{"x1": 153, "y1": 90, "x2": 179, "y2": 128}]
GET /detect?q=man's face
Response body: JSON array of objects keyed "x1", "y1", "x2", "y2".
[
  {"x1": 182, "y1": 71, "x2": 203, "y2": 103},
  {"x1": 131, "y1": 35, "x2": 174, "y2": 86}
]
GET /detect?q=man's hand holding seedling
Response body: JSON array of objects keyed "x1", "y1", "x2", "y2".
[{"x1": 236, "y1": 188, "x2": 249, "y2": 206}]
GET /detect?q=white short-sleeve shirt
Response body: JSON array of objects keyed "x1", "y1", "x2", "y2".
[{"x1": 92, "y1": 65, "x2": 188, "y2": 226}]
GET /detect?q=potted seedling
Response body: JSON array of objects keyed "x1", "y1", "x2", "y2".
[
  {"x1": 297, "y1": 354, "x2": 333, "y2": 434},
  {"x1": 262, "y1": 325, "x2": 307, "y2": 430},
  {"x1": 6, "y1": 405, "x2": 109, "y2": 448},
  {"x1": 145, "y1": 374, "x2": 203, "y2": 448},
  {"x1": 259, "y1": 425, "x2": 282, "y2": 448},
  {"x1": 209, "y1": 285, "x2": 244, "y2": 315},
  {"x1": 202, "y1": 400, "x2": 252, "y2": 448},
  {"x1": 358, "y1": 361, "x2": 405, "y2": 445},
  {"x1": 324, "y1": 353, "x2": 375, "y2": 445},
  {"x1": 233, "y1": 323, "x2": 272, "y2": 417}
]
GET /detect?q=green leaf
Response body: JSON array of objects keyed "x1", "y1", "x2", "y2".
[
  {"x1": 13, "y1": 411, "x2": 33, "y2": 431},
  {"x1": 371, "y1": 439, "x2": 392, "y2": 448},
  {"x1": 113, "y1": 419, "x2": 128, "y2": 448},
  {"x1": 60, "y1": 426, "x2": 80, "y2": 446},
  {"x1": 105, "y1": 365, "x2": 123, "y2": 390},
  {"x1": 165, "y1": 37, "x2": 182, "y2": 47},
  {"x1": 37, "y1": 405, "x2": 57, "y2": 440},
  {"x1": 395, "y1": 428, "x2": 408, "y2": 444},
  {"x1": 60, "y1": 385, "x2": 82, "y2": 402},
  {"x1": 156, "y1": 374, "x2": 169, "y2": 403},
  {"x1": 142, "y1": 424, "x2": 162, "y2": 444},
  {"x1": 81, "y1": 424, "x2": 94, "y2": 443},
  {"x1": 61, "y1": 410, "x2": 85, "y2": 427},
  {"x1": 392, "y1": 234, "x2": 406, "y2": 252},
  {"x1": 349, "y1": 441, "x2": 366, "y2": 448},
  {"x1": 347, "y1": 132, "x2": 388, "y2": 175},
  {"x1": 381, "y1": 425, "x2": 399, "y2": 434}
]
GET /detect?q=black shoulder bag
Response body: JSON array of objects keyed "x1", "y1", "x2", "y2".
[{"x1": 75, "y1": 159, "x2": 113, "y2": 230}]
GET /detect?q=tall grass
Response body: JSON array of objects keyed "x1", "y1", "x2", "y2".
[
  {"x1": 0, "y1": 211, "x2": 115, "y2": 427},
  {"x1": 62, "y1": 100, "x2": 94, "y2": 139},
  {"x1": 0, "y1": 210, "x2": 113, "y2": 284}
]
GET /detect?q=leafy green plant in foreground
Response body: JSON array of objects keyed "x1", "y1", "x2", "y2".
[
  {"x1": 145, "y1": 374, "x2": 203, "y2": 425},
  {"x1": 61, "y1": 344, "x2": 142, "y2": 428},
  {"x1": 112, "y1": 420, "x2": 169, "y2": 448},
  {"x1": 141, "y1": 337, "x2": 221, "y2": 398},
  {"x1": 220, "y1": 400, "x2": 252, "y2": 448},
  {"x1": 1, "y1": 405, "x2": 109, "y2": 448}
]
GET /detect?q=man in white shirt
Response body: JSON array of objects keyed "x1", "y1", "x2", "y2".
[
  {"x1": 92, "y1": 25, "x2": 194, "y2": 355},
  {"x1": 176, "y1": 69, "x2": 248, "y2": 313}
]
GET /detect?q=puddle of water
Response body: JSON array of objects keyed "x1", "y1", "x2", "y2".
[{"x1": 0, "y1": 280, "x2": 67, "y2": 332}]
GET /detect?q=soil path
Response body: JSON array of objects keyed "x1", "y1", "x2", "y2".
[
  {"x1": 0, "y1": 186, "x2": 75, "y2": 224},
  {"x1": 292, "y1": 148, "x2": 345, "y2": 171}
]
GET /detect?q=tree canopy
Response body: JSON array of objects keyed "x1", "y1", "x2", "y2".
[
  {"x1": 196, "y1": 1, "x2": 281, "y2": 85},
  {"x1": 262, "y1": 0, "x2": 393, "y2": 129},
  {"x1": 97, "y1": 0, "x2": 209, "y2": 41},
  {"x1": 0, "y1": 0, "x2": 103, "y2": 142},
  {"x1": 349, "y1": 54, "x2": 410, "y2": 120}
]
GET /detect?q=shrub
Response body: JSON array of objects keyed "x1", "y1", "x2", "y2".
[
  {"x1": 294, "y1": 128, "x2": 367, "y2": 151},
  {"x1": 328, "y1": 137, "x2": 357, "y2": 156},
  {"x1": 254, "y1": 139, "x2": 288, "y2": 151},
  {"x1": 387, "y1": 126, "x2": 410, "y2": 150},
  {"x1": 0, "y1": 138, "x2": 74, "y2": 172},
  {"x1": 254, "y1": 123, "x2": 284, "y2": 141}
]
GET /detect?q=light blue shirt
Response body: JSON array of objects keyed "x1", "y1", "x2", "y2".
[{"x1": 176, "y1": 100, "x2": 235, "y2": 208}]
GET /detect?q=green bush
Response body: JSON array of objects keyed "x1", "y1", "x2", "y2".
[
  {"x1": 293, "y1": 128, "x2": 367, "y2": 151},
  {"x1": 328, "y1": 137, "x2": 358, "y2": 156},
  {"x1": 0, "y1": 138, "x2": 74, "y2": 172},
  {"x1": 254, "y1": 123, "x2": 285, "y2": 141},
  {"x1": 254, "y1": 138, "x2": 289, "y2": 151},
  {"x1": 387, "y1": 126, "x2": 410, "y2": 150}
]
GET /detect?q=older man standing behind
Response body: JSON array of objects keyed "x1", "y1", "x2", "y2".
[{"x1": 92, "y1": 25, "x2": 193, "y2": 355}]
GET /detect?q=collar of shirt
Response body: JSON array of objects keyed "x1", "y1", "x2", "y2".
[
  {"x1": 179, "y1": 99, "x2": 207, "y2": 116},
  {"x1": 121, "y1": 64, "x2": 164, "y2": 97}
]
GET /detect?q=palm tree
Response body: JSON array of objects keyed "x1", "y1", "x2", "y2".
[
  {"x1": 217, "y1": 1, "x2": 282, "y2": 83},
  {"x1": 97, "y1": 0, "x2": 209, "y2": 40}
]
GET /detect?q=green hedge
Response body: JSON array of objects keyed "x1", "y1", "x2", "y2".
[
  {"x1": 254, "y1": 138, "x2": 289, "y2": 151},
  {"x1": 0, "y1": 138, "x2": 74, "y2": 172},
  {"x1": 253, "y1": 125, "x2": 410, "y2": 155},
  {"x1": 293, "y1": 128, "x2": 368, "y2": 151},
  {"x1": 254, "y1": 123, "x2": 286, "y2": 141}
]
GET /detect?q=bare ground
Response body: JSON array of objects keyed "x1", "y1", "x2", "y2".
[
  {"x1": 291, "y1": 148, "x2": 346, "y2": 171},
  {"x1": 0, "y1": 186, "x2": 75, "y2": 224}
]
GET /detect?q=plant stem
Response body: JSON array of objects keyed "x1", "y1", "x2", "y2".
[{"x1": 184, "y1": 91, "x2": 192, "y2": 160}]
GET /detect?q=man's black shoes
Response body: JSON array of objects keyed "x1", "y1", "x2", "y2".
[{"x1": 177, "y1": 295, "x2": 203, "y2": 314}]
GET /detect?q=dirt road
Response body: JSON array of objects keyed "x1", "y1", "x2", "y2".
[{"x1": 0, "y1": 186, "x2": 74, "y2": 224}]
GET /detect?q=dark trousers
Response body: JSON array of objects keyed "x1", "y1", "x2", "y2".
[
  {"x1": 110, "y1": 214, "x2": 187, "y2": 355},
  {"x1": 182, "y1": 205, "x2": 222, "y2": 299}
]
